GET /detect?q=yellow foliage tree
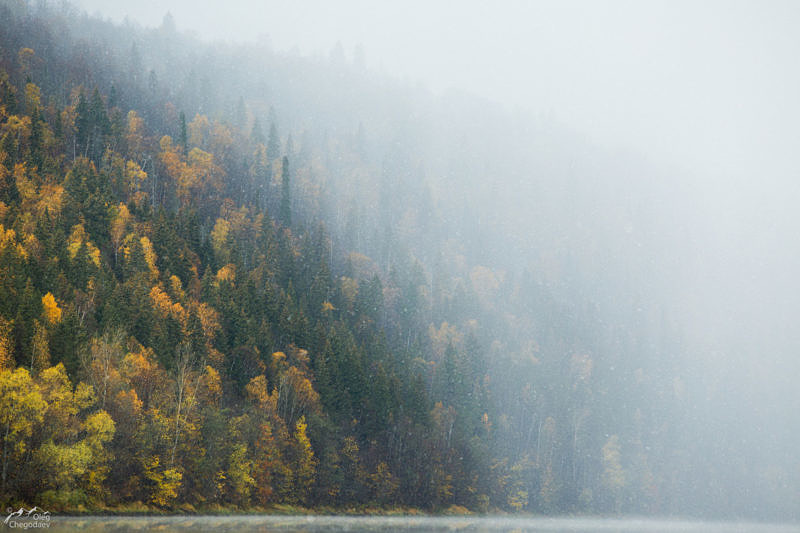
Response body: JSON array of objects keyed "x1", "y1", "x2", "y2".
[
  {"x1": 32, "y1": 367, "x2": 114, "y2": 505},
  {"x1": 0, "y1": 224, "x2": 28, "y2": 260},
  {"x1": 215, "y1": 264, "x2": 236, "y2": 287},
  {"x1": 168, "y1": 275, "x2": 185, "y2": 301},
  {"x1": 245, "y1": 375, "x2": 275, "y2": 413},
  {"x1": 67, "y1": 224, "x2": 101, "y2": 267},
  {"x1": 126, "y1": 111, "x2": 146, "y2": 156},
  {"x1": 159, "y1": 134, "x2": 224, "y2": 206},
  {"x1": 140, "y1": 235, "x2": 159, "y2": 277},
  {"x1": 209, "y1": 122, "x2": 234, "y2": 163},
  {"x1": 276, "y1": 366, "x2": 320, "y2": 428},
  {"x1": 36, "y1": 183, "x2": 64, "y2": 218},
  {"x1": 34, "y1": 440, "x2": 93, "y2": 502},
  {"x1": 226, "y1": 442, "x2": 255, "y2": 506},
  {"x1": 124, "y1": 159, "x2": 147, "y2": 195},
  {"x1": 82, "y1": 410, "x2": 116, "y2": 496},
  {"x1": 24, "y1": 82, "x2": 41, "y2": 112},
  {"x1": 120, "y1": 345, "x2": 166, "y2": 409},
  {"x1": 110, "y1": 203, "x2": 131, "y2": 266},
  {"x1": 198, "y1": 365, "x2": 222, "y2": 405},
  {"x1": 14, "y1": 163, "x2": 35, "y2": 206},
  {"x1": 187, "y1": 147, "x2": 224, "y2": 196},
  {"x1": 143, "y1": 456, "x2": 183, "y2": 508},
  {"x1": 0, "y1": 367, "x2": 46, "y2": 493},
  {"x1": 109, "y1": 387, "x2": 142, "y2": 436},
  {"x1": 2, "y1": 116, "x2": 31, "y2": 151},
  {"x1": 195, "y1": 302, "x2": 221, "y2": 344},
  {"x1": 38, "y1": 363, "x2": 95, "y2": 441},
  {"x1": 210, "y1": 217, "x2": 231, "y2": 264},
  {"x1": 149, "y1": 286, "x2": 186, "y2": 326},
  {"x1": 290, "y1": 416, "x2": 317, "y2": 505},
  {"x1": 187, "y1": 114, "x2": 210, "y2": 148},
  {"x1": 42, "y1": 292, "x2": 62, "y2": 324}
]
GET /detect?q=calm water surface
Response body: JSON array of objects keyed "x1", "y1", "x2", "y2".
[{"x1": 46, "y1": 515, "x2": 800, "y2": 532}]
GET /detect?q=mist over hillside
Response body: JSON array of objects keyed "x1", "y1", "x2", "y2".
[{"x1": 0, "y1": 0, "x2": 798, "y2": 520}]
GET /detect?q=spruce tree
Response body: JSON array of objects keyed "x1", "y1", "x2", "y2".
[
  {"x1": 75, "y1": 92, "x2": 89, "y2": 157},
  {"x1": 280, "y1": 155, "x2": 291, "y2": 227},
  {"x1": 179, "y1": 111, "x2": 188, "y2": 155},
  {"x1": 27, "y1": 108, "x2": 43, "y2": 169}
]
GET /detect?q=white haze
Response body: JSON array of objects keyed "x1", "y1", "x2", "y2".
[
  {"x1": 73, "y1": 0, "x2": 800, "y2": 516},
  {"x1": 74, "y1": 1, "x2": 800, "y2": 178}
]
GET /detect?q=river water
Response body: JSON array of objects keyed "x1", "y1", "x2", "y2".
[{"x1": 44, "y1": 515, "x2": 799, "y2": 532}]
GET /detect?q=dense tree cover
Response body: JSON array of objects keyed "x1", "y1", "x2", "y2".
[
  {"x1": 0, "y1": 1, "x2": 796, "y2": 519},
  {"x1": 0, "y1": 2, "x2": 490, "y2": 512}
]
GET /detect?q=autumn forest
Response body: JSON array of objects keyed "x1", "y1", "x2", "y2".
[{"x1": 0, "y1": 0, "x2": 797, "y2": 520}]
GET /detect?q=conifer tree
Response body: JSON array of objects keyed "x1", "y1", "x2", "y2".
[
  {"x1": 27, "y1": 108, "x2": 43, "y2": 169},
  {"x1": 280, "y1": 156, "x2": 291, "y2": 227},
  {"x1": 179, "y1": 111, "x2": 188, "y2": 156}
]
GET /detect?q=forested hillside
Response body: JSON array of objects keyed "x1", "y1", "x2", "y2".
[{"x1": 0, "y1": 0, "x2": 796, "y2": 518}]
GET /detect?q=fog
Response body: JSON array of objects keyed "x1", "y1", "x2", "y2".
[
  {"x1": 75, "y1": 1, "x2": 800, "y2": 175},
  {"x1": 68, "y1": 0, "x2": 800, "y2": 518}
]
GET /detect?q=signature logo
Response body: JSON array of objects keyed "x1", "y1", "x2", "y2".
[{"x1": 3, "y1": 507, "x2": 50, "y2": 528}]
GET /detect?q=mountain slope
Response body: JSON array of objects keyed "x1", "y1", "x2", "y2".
[{"x1": 0, "y1": 0, "x2": 796, "y2": 519}]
